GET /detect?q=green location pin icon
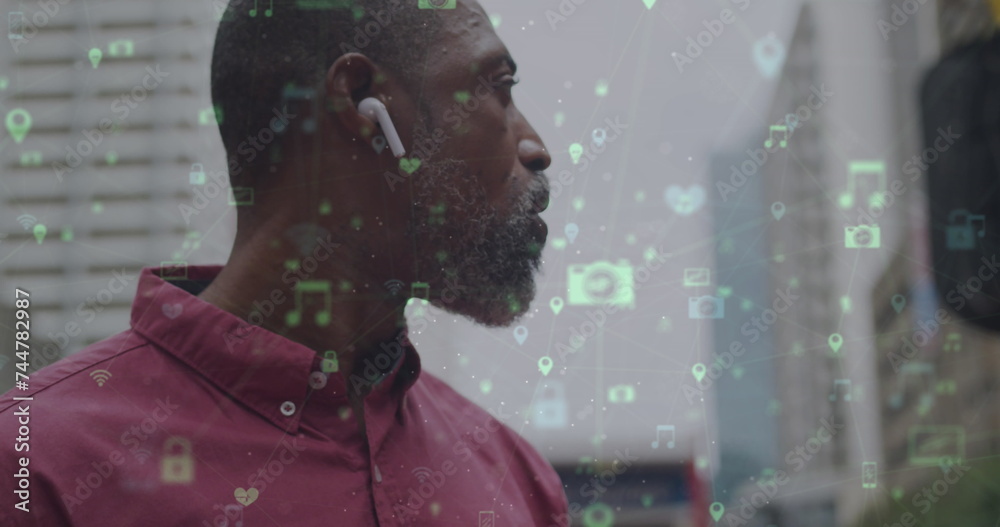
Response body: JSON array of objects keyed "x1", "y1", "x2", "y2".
[
  {"x1": 569, "y1": 143, "x2": 584, "y2": 164},
  {"x1": 891, "y1": 294, "x2": 906, "y2": 314},
  {"x1": 6, "y1": 109, "x2": 32, "y2": 144},
  {"x1": 33, "y1": 224, "x2": 46, "y2": 244},
  {"x1": 710, "y1": 502, "x2": 725, "y2": 522},
  {"x1": 771, "y1": 201, "x2": 785, "y2": 220},
  {"x1": 829, "y1": 333, "x2": 843, "y2": 353},
  {"x1": 565, "y1": 222, "x2": 579, "y2": 244},
  {"x1": 88, "y1": 47, "x2": 102, "y2": 69},
  {"x1": 692, "y1": 363, "x2": 706, "y2": 383},
  {"x1": 514, "y1": 325, "x2": 528, "y2": 345},
  {"x1": 550, "y1": 296, "x2": 564, "y2": 315},
  {"x1": 538, "y1": 356, "x2": 553, "y2": 376}
]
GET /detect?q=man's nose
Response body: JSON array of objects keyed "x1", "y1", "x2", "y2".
[{"x1": 518, "y1": 137, "x2": 551, "y2": 173}]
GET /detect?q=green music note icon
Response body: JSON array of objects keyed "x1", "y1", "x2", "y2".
[
  {"x1": 286, "y1": 280, "x2": 332, "y2": 327},
  {"x1": 249, "y1": 0, "x2": 273, "y2": 17},
  {"x1": 840, "y1": 160, "x2": 886, "y2": 209}
]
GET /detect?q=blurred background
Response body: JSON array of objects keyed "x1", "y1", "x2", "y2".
[{"x1": 3, "y1": 0, "x2": 1000, "y2": 525}]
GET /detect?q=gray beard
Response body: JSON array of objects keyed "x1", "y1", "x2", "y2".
[{"x1": 405, "y1": 134, "x2": 546, "y2": 327}]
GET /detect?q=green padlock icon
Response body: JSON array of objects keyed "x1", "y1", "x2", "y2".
[
  {"x1": 161, "y1": 436, "x2": 194, "y2": 484},
  {"x1": 321, "y1": 350, "x2": 339, "y2": 373},
  {"x1": 189, "y1": 163, "x2": 205, "y2": 185}
]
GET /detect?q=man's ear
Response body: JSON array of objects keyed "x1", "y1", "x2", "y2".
[{"x1": 325, "y1": 53, "x2": 383, "y2": 148}]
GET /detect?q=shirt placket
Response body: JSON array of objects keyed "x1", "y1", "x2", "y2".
[{"x1": 365, "y1": 396, "x2": 390, "y2": 526}]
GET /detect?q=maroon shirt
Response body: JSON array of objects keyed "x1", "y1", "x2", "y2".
[{"x1": 0, "y1": 266, "x2": 567, "y2": 526}]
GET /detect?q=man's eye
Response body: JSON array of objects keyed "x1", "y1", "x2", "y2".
[{"x1": 497, "y1": 75, "x2": 520, "y2": 88}]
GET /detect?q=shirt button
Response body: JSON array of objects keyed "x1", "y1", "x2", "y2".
[
  {"x1": 309, "y1": 371, "x2": 328, "y2": 390},
  {"x1": 280, "y1": 401, "x2": 296, "y2": 416},
  {"x1": 374, "y1": 464, "x2": 383, "y2": 483}
]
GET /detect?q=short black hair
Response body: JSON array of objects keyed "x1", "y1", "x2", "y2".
[{"x1": 211, "y1": 0, "x2": 443, "y2": 185}]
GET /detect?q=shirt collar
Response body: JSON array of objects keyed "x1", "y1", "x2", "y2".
[{"x1": 129, "y1": 265, "x2": 422, "y2": 432}]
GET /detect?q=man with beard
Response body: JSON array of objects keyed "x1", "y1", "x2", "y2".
[{"x1": 0, "y1": 1, "x2": 568, "y2": 526}]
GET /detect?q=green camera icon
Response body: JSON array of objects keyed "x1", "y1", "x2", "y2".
[
  {"x1": 844, "y1": 224, "x2": 881, "y2": 248},
  {"x1": 418, "y1": 0, "x2": 456, "y2": 8},
  {"x1": 567, "y1": 260, "x2": 635, "y2": 309},
  {"x1": 607, "y1": 384, "x2": 636, "y2": 403}
]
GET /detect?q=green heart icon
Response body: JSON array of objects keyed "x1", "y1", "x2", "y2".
[
  {"x1": 717, "y1": 286, "x2": 732, "y2": 298},
  {"x1": 453, "y1": 90, "x2": 471, "y2": 103},
  {"x1": 399, "y1": 158, "x2": 421, "y2": 174},
  {"x1": 551, "y1": 238, "x2": 567, "y2": 250}
]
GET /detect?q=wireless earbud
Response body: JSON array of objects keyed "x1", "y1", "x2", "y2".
[{"x1": 358, "y1": 97, "x2": 405, "y2": 158}]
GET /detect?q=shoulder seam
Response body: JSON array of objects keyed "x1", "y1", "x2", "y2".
[{"x1": 0, "y1": 333, "x2": 151, "y2": 414}]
